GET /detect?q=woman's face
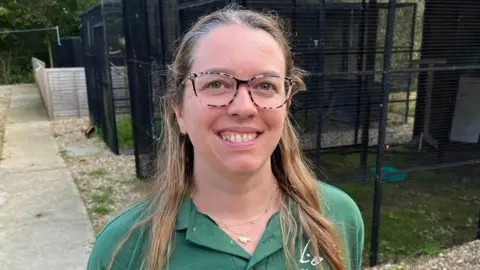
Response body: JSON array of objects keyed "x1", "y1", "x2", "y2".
[{"x1": 174, "y1": 24, "x2": 288, "y2": 175}]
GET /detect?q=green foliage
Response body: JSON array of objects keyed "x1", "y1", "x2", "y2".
[{"x1": 0, "y1": 0, "x2": 97, "y2": 84}]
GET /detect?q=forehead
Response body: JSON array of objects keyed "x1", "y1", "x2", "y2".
[{"x1": 191, "y1": 24, "x2": 286, "y2": 77}]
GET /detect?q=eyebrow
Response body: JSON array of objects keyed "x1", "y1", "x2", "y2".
[{"x1": 201, "y1": 67, "x2": 283, "y2": 77}]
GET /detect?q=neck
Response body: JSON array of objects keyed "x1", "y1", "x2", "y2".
[{"x1": 191, "y1": 158, "x2": 280, "y2": 219}]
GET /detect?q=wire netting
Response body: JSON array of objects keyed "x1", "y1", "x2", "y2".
[
  {"x1": 80, "y1": 0, "x2": 132, "y2": 155},
  {"x1": 84, "y1": 0, "x2": 480, "y2": 267},
  {"x1": 121, "y1": 0, "x2": 163, "y2": 178}
]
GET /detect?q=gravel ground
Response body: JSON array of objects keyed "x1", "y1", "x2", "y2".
[
  {"x1": 366, "y1": 240, "x2": 480, "y2": 270},
  {"x1": 51, "y1": 117, "x2": 147, "y2": 233},
  {"x1": 0, "y1": 85, "x2": 12, "y2": 159},
  {"x1": 301, "y1": 123, "x2": 413, "y2": 150},
  {"x1": 51, "y1": 116, "x2": 479, "y2": 269}
]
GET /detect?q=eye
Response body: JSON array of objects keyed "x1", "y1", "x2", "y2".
[
  {"x1": 208, "y1": 81, "x2": 224, "y2": 89},
  {"x1": 259, "y1": 82, "x2": 275, "y2": 90}
]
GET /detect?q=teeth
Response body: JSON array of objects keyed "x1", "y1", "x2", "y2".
[{"x1": 220, "y1": 132, "x2": 258, "y2": 143}]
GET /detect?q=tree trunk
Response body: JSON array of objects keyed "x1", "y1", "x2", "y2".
[{"x1": 0, "y1": 50, "x2": 12, "y2": 84}]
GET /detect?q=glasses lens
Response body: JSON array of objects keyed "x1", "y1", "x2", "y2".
[
  {"x1": 193, "y1": 74, "x2": 236, "y2": 106},
  {"x1": 192, "y1": 73, "x2": 292, "y2": 108},
  {"x1": 249, "y1": 76, "x2": 291, "y2": 108}
]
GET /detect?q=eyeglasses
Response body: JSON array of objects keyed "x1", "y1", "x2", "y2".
[{"x1": 184, "y1": 71, "x2": 296, "y2": 109}]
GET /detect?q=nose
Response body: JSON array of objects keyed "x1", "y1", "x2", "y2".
[{"x1": 226, "y1": 84, "x2": 258, "y2": 118}]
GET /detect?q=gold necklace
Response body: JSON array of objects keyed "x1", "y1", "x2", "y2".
[
  {"x1": 214, "y1": 208, "x2": 270, "y2": 244},
  {"x1": 192, "y1": 188, "x2": 278, "y2": 244},
  {"x1": 222, "y1": 224, "x2": 256, "y2": 244},
  {"x1": 211, "y1": 205, "x2": 269, "y2": 228}
]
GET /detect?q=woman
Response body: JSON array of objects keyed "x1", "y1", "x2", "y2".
[{"x1": 87, "y1": 5, "x2": 364, "y2": 270}]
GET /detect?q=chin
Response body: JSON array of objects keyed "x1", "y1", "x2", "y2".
[{"x1": 223, "y1": 159, "x2": 265, "y2": 174}]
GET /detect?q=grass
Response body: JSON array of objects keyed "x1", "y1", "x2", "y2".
[
  {"x1": 91, "y1": 204, "x2": 112, "y2": 215},
  {"x1": 93, "y1": 115, "x2": 135, "y2": 150},
  {"x1": 116, "y1": 116, "x2": 134, "y2": 149},
  {"x1": 59, "y1": 149, "x2": 69, "y2": 160},
  {"x1": 91, "y1": 185, "x2": 114, "y2": 215},
  {"x1": 73, "y1": 177, "x2": 88, "y2": 193},
  {"x1": 316, "y1": 147, "x2": 480, "y2": 265},
  {"x1": 88, "y1": 168, "x2": 108, "y2": 178}
]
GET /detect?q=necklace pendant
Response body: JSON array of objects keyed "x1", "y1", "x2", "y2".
[{"x1": 238, "y1": 234, "x2": 252, "y2": 244}]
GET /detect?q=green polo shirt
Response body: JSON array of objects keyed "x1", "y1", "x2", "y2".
[{"x1": 87, "y1": 181, "x2": 364, "y2": 270}]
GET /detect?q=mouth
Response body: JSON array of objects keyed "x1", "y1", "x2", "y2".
[{"x1": 217, "y1": 132, "x2": 261, "y2": 143}]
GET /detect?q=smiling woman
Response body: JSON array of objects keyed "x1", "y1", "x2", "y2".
[{"x1": 87, "y1": 4, "x2": 364, "y2": 270}]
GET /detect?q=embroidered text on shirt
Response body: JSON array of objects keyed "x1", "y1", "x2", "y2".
[{"x1": 299, "y1": 240, "x2": 324, "y2": 267}]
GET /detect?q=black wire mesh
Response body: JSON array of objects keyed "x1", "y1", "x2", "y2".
[
  {"x1": 122, "y1": 0, "x2": 160, "y2": 179},
  {"x1": 80, "y1": 1, "x2": 132, "y2": 155},
  {"x1": 115, "y1": 0, "x2": 480, "y2": 267}
]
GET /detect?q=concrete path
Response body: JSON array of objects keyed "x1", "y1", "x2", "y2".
[{"x1": 0, "y1": 84, "x2": 95, "y2": 269}]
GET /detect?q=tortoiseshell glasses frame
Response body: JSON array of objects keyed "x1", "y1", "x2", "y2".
[{"x1": 184, "y1": 71, "x2": 298, "y2": 110}]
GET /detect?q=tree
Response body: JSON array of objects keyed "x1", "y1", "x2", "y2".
[{"x1": 0, "y1": 0, "x2": 97, "y2": 84}]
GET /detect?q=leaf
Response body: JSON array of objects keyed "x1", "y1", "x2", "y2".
[{"x1": 0, "y1": 7, "x2": 10, "y2": 16}]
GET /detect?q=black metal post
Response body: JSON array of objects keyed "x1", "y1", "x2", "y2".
[
  {"x1": 477, "y1": 209, "x2": 480, "y2": 239},
  {"x1": 122, "y1": 0, "x2": 153, "y2": 178},
  {"x1": 160, "y1": 0, "x2": 180, "y2": 64},
  {"x1": 315, "y1": 0, "x2": 326, "y2": 176},
  {"x1": 341, "y1": 15, "x2": 350, "y2": 72},
  {"x1": 404, "y1": 4, "x2": 417, "y2": 123},
  {"x1": 360, "y1": 0, "x2": 378, "y2": 182},
  {"x1": 100, "y1": 0, "x2": 120, "y2": 154},
  {"x1": 370, "y1": 0, "x2": 397, "y2": 267},
  {"x1": 354, "y1": 0, "x2": 367, "y2": 146}
]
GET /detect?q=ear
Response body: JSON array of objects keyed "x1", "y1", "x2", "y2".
[{"x1": 173, "y1": 104, "x2": 187, "y2": 135}]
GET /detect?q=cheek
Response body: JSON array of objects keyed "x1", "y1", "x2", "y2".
[
  {"x1": 264, "y1": 109, "x2": 287, "y2": 134},
  {"x1": 182, "y1": 96, "x2": 218, "y2": 134}
]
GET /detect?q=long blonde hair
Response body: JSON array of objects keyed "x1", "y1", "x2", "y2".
[{"x1": 109, "y1": 4, "x2": 345, "y2": 270}]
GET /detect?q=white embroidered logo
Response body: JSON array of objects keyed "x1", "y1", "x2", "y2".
[{"x1": 299, "y1": 240, "x2": 324, "y2": 269}]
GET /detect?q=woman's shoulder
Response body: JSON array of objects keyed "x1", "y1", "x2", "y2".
[
  {"x1": 315, "y1": 180, "x2": 364, "y2": 232},
  {"x1": 316, "y1": 181, "x2": 362, "y2": 218},
  {"x1": 87, "y1": 199, "x2": 151, "y2": 270},
  {"x1": 315, "y1": 181, "x2": 365, "y2": 269}
]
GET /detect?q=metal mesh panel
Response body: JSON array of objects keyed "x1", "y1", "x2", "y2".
[
  {"x1": 123, "y1": 0, "x2": 158, "y2": 178},
  {"x1": 116, "y1": 0, "x2": 480, "y2": 267},
  {"x1": 80, "y1": 1, "x2": 132, "y2": 155}
]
